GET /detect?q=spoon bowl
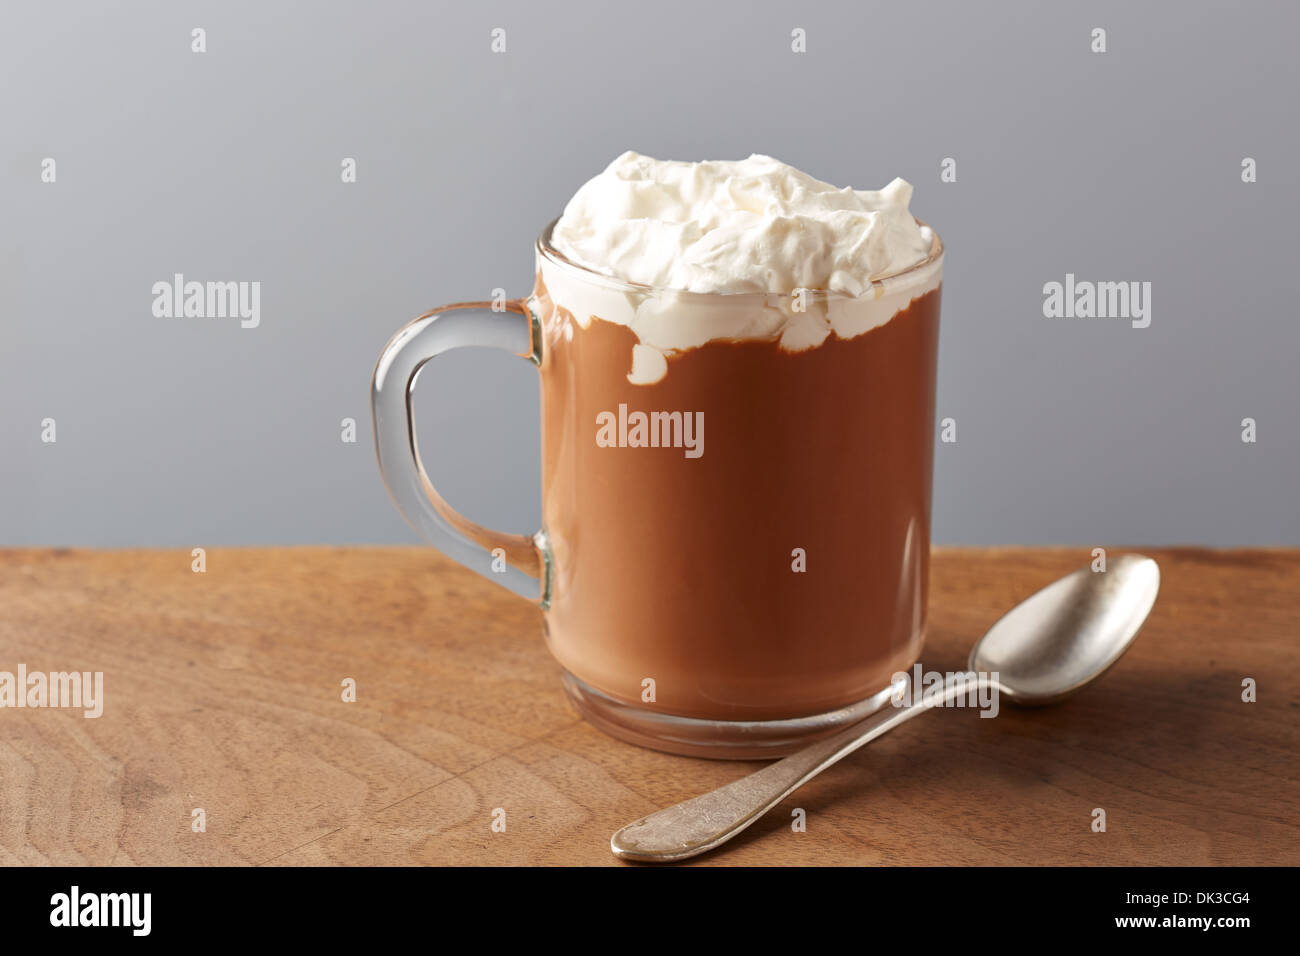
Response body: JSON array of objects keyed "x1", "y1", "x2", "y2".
[{"x1": 969, "y1": 554, "x2": 1160, "y2": 705}]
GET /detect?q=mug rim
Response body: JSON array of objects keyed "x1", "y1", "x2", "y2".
[{"x1": 534, "y1": 217, "x2": 944, "y2": 302}]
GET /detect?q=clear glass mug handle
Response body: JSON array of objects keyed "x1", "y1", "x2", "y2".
[{"x1": 370, "y1": 299, "x2": 548, "y2": 605}]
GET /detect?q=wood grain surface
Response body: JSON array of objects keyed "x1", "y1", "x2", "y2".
[{"x1": 0, "y1": 547, "x2": 1295, "y2": 866}]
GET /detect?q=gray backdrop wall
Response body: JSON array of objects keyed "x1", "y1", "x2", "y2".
[{"x1": 3, "y1": 0, "x2": 1297, "y2": 547}]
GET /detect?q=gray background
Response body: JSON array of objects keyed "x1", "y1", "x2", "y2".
[{"x1": 3, "y1": 0, "x2": 1297, "y2": 547}]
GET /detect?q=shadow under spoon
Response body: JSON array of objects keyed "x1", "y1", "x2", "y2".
[{"x1": 609, "y1": 553, "x2": 1161, "y2": 863}]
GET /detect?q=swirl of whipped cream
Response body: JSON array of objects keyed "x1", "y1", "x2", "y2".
[
  {"x1": 537, "y1": 152, "x2": 942, "y2": 384},
  {"x1": 551, "y1": 151, "x2": 932, "y2": 296}
]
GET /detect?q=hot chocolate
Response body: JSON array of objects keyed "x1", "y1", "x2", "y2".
[
  {"x1": 533, "y1": 274, "x2": 940, "y2": 720},
  {"x1": 372, "y1": 151, "x2": 944, "y2": 756},
  {"x1": 530, "y1": 152, "x2": 944, "y2": 727}
]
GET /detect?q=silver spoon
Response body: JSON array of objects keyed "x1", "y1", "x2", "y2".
[{"x1": 610, "y1": 554, "x2": 1160, "y2": 862}]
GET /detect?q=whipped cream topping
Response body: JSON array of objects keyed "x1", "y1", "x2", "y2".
[
  {"x1": 535, "y1": 151, "x2": 942, "y2": 384},
  {"x1": 551, "y1": 152, "x2": 932, "y2": 296}
]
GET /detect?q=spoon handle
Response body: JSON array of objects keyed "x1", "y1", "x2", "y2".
[{"x1": 610, "y1": 677, "x2": 983, "y2": 862}]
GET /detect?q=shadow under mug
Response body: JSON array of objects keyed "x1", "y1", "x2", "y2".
[{"x1": 371, "y1": 220, "x2": 944, "y2": 758}]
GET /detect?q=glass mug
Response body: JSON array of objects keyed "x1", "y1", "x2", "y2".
[{"x1": 371, "y1": 221, "x2": 944, "y2": 758}]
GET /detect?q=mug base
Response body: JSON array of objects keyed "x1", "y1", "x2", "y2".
[{"x1": 560, "y1": 670, "x2": 900, "y2": 760}]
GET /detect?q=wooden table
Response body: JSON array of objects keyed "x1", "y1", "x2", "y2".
[{"x1": 0, "y1": 547, "x2": 1295, "y2": 866}]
